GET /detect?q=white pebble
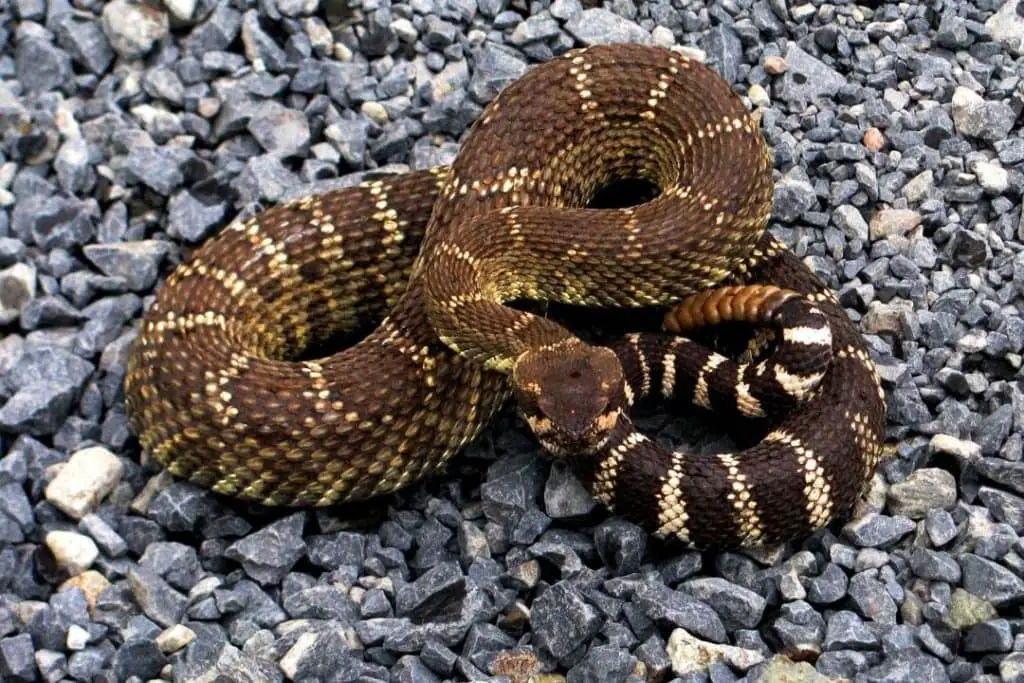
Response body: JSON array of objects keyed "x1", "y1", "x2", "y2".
[
  {"x1": 930, "y1": 434, "x2": 982, "y2": 460},
  {"x1": 45, "y1": 530, "x2": 99, "y2": 576},
  {"x1": 973, "y1": 159, "x2": 1009, "y2": 194},
  {"x1": 957, "y1": 330, "x2": 988, "y2": 353},
  {"x1": 747, "y1": 84, "x2": 770, "y2": 108},
  {"x1": 360, "y1": 101, "x2": 389, "y2": 125},
  {"x1": 651, "y1": 26, "x2": 675, "y2": 48},
  {"x1": 302, "y1": 17, "x2": 333, "y2": 55},
  {"x1": 390, "y1": 18, "x2": 417, "y2": 43},
  {"x1": 156, "y1": 624, "x2": 196, "y2": 653},
  {"x1": 333, "y1": 43, "x2": 353, "y2": 61},
  {"x1": 45, "y1": 446, "x2": 123, "y2": 519},
  {"x1": 66, "y1": 624, "x2": 90, "y2": 651},
  {"x1": 163, "y1": 0, "x2": 198, "y2": 21},
  {"x1": 671, "y1": 45, "x2": 707, "y2": 62},
  {"x1": 790, "y1": 4, "x2": 816, "y2": 21},
  {"x1": 667, "y1": 628, "x2": 765, "y2": 676},
  {"x1": 188, "y1": 575, "x2": 225, "y2": 602},
  {"x1": 280, "y1": 632, "x2": 319, "y2": 679},
  {"x1": 0, "y1": 161, "x2": 17, "y2": 188}
]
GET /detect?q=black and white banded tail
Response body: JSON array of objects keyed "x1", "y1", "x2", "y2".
[{"x1": 560, "y1": 237, "x2": 887, "y2": 549}]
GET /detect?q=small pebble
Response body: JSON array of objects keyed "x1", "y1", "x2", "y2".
[
  {"x1": 763, "y1": 55, "x2": 787, "y2": 74},
  {"x1": 44, "y1": 530, "x2": 99, "y2": 576},
  {"x1": 44, "y1": 447, "x2": 123, "y2": 520},
  {"x1": 863, "y1": 128, "x2": 885, "y2": 152}
]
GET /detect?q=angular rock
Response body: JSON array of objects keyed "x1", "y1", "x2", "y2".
[
  {"x1": 959, "y1": 554, "x2": 1024, "y2": 607},
  {"x1": 565, "y1": 9, "x2": 652, "y2": 46},
  {"x1": 531, "y1": 581, "x2": 602, "y2": 660},
  {"x1": 886, "y1": 468, "x2": 957, "y2": 519},
  {"x1": 633, "y1": 582, "x2": 727, "y2": 643},
  {"x1": 681, "y1": 577, "x2": 766, "y2": 631},
  {"x1": 869, "y1": 209, "x2": 922, "y2": 240},
  {"x1": 224, "y1": 512, "x2": 307, "y2": 585},
  {"x1": 952, "y1": 86, "x2": 1018, "y2": 141},
  {"x1": 777, "y1": 43, "x2": 844, "y2": 103},
  {"x1": 127, "y1": 566, "x2": 188, "y2": 628},
  {"x1": 842, "y1": 513, "x2": 915, "y2": 548},
  {"x1": 395, "y1": 561, "x2": 465, "y2": 619},
  {"x1": 83, "y1": 241, "x2": 170, "y2": 292},
  {"x1": 0, "y1": 264, "x2": 36, "y2": 325}
]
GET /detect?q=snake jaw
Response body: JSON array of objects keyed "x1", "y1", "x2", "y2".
[{"x1": 511, "y1": 343, "x2": 626, "y2": 456}]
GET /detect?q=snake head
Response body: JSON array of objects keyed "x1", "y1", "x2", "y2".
[{"x1": 512, "y1": 342, "x2": 625, "y2": 456}]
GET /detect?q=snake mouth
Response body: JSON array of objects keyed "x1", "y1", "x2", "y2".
[{"x1": 522, "y1": 408, "x2": 621, "y2": 458}]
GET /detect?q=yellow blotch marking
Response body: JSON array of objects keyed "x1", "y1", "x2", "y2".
[
  {"x1": 660, "y1": 338, "x2": 682, "y2": 398},
  {"x1": 733, "y1": 364, "x2": 766, "y2": 417},
  {"x1": 718, "y1": 452, "x2": 763, "y2": 542},
  {"x1": 764, "y1": 430, "x2": 833, "y2": 529},
  {"x1": 593, "y1": 431, "x2": 644, "y2": 508},
  {"x1": 655, "y1": 450, "x2": 691, "y2": 543},
  {"x1": 693, "y1": 354, "x2": 726, "y2": 409}
]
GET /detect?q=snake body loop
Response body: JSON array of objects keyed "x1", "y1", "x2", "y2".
[{"x1": 124, "y1": 44, "x2": 885, "y2": 548}]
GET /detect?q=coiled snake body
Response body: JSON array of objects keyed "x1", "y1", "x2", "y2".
[{"x1": 124, "y1": 44, "x2": 886, "y2": 549}]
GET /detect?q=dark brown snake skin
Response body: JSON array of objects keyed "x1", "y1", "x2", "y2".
[
  {"x1": 578, "y1": 241, "x2": 886, "y2": 549},
  {"x1": 124, "y1": 44, "x2": 886, "y2": 549}
]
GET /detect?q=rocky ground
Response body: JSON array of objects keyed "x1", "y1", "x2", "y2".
[{"x1": 1, "y1": 0, "x2": 1024, "y2": 681}]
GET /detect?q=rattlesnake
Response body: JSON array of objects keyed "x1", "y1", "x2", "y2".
[{"x1": 124, "y1": 44, "x2": 885, "y2": 549}]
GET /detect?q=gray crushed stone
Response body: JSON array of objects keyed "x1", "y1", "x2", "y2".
[{"x1": 1, "y1": 0, "x2": 1023, "y2": 681}]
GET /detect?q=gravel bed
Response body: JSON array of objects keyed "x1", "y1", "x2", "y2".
[{"x1": 1, "y1": 0, "x2": 1024, "y2": 681}]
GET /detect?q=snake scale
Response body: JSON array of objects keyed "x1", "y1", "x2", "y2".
[{"x1": 124, "y1": 44, "x2": 886, "y2": 549}]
